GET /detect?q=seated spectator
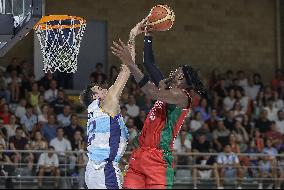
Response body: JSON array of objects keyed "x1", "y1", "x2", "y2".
[
  {"x1": 205, "y1": 109, "x2": 218, "y2": 132},
  {"x1": 173, "y1": 130, "x2": 191, "y2": 165},
  {"x1": 271, "y1": 69, "x2": 283, "y2": 91},
  {"x1": 242, "y1": 114, "x2": 253, "y2": 137},
  {"x1": 127, "y1": 118, "x2": 138, "y2": 151},
  {"x1": 57, "y1": 105, "x2": 71, "y2": 127},
  {"x1": 50, "y1": 90, "x2": 70, "y2": 115},
  {"x1": 37, "y1": 146, "x2": 60, "y2": 188},
  {"x1": 232, "y1": 100, "x2": 245, "y2": 118},
  {"x1": 195, "y1": 98, "x2": 210, "y2": 121},
  {"x1": 37, "y1": 104, "x2": 49, "y2": 124},
  {"x1": 195, "y1": 123, "x2": 213, "y2": 142},
  {"x1": 253, "y1": 129, "x2": 265, "y2": 152},
  {"x1": 42, "y1": 114, "x2": 58, "y2": 142},
  {"x1": 0, "y1": 131, "x2": 7, "y2": 149},
  {"x1": 258, "y1": 152, "x2": 277, "y2": 189},
  {"x1": 38, "y1": 71, "x2": 54, "y2": 90},
  {"x1": 223, "y1": 88, "x2": 236, "y2": 112},
  {"x1": 193, "y1": 155, "x2": 220, "y2": 189},
  {"x1": 253, "y1": 90, "x2": 265, "y2": 119},
  {"x1": 233, "y1": 119, "x2": 249, "y2": 152},
  {"x1": 0, "y1": 143, "x2": 13, "y2": 188},
  {"x1": 90, "y1": 62, "x2": 107, "y2": 84},
  {"x1": 213, "y1": 120, "x2": 230, "y2": 152},
  {"x1": 236, "y1": 88, "x2": 250, "y2": 114},
  {"x1": 255, "y1": 109, "x2": 272, "y2": 134},
  {"x1": 190, "y1": 111, "x2": 203, "y2": 133},
  {"x1": 277, "y1": 149, "x2": 284, "y2": 189},
  {"x1": 265, "y1": 122, "x2": 282, "y2": 146},
  {"x1": 125, "y1": 95, "x2": 140, "y2": 118},
  {"x1": 27, "y1": 82, "x2": 40, "y2": 107},
  {"x1": 273, "y1": 91, "x2": 284, "y2": 110},
  {"x1": 135, "y1": 88, "x2": 146, "y2": 108},
  {"x1": 49, "y1": 127, "x2": 72, "y2": 161},
  {"x1": 44, "y1": 80, "x2": 58, "y2": 103},
  {"x1": 121, "y1": 106, "x2": 129, "y2": 124},
  {"x1": 237, "y1": 70, "x2": 248, "y2": 89},
  {"x1": 192, "y1": 134, "x2": 211, "y2": 153},
  {"x1": 64, "y1": 114, "x2": 84, "y2": 142},
  {"x1": 245, "y1": 141, "x2": 259, "y2": 178},
  {"x1": 6, "y1": 58, "x2": 22, "y2": 75},
  {"x1": 15, "y1": 98, "x2": 27, "y2": 119},
  {"x1": 30, "y1": 130, "x2": 48, "y2": 162},
  {"x1": 6, "y1": 69, "x2": 21, "y2": 102},
  {"x1": 244, "y1": 77, "x2": 260, "y2": 101},
  {"x1": 140, "y1": 96, "x2": 153, "y2": 114},
  {"x1": 70, "y1": 130, "x2": 86, "y2": 172},
  {"x1": 9, "y1": 127, "x2": 34, "y2": 171},
  {"x1": 0, "y1": 104, "x2": 11, "y2": 125},
  {"x1": 20, "y1": 105, "x2": 37, "y2": 134},
  {"x1": 217, "y1": 145, "x2": 243, "y2": 189},
  {"x1": 3, "y1": 114, "x2": 20, "y2": 140},
  {"x1": 276, "y1": 110, "x2": 284, "y2": 134},
  {"x1": 253, "y1": 73, "x2": 263, "y2": 89},
  {"x1": 224, "y1": 110, "x2": 236, "y2": 131},
  {"x1": 264, "y1": 98, "x2": 279, "y2": 122},
  {"x1": 108, "y1": 65, "x2": 119, "y2": 85}
]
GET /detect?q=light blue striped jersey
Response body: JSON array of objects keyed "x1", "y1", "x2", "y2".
[{"x1": 87, "y1": 100, "x2": 128, "y2": 164}]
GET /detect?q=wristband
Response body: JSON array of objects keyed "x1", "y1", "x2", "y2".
[{"x1": 138, "y1": 75, "x2": 150, "y2": 88}]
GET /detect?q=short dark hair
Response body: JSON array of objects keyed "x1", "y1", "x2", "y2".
[
  {"x1": 96, "y1": 62, "x2": 103, "y2": 67},
  {"x1": 16, "y1": 126, "x2": 24, "y2": 131},
  {"x1": 80, "y1": 83, "x2": 100, "y2": 107},
  {"x1": 48, "y1": 146, "x2": 55, "y2": 150},
  {"x1": 56, "y1": 127, "x2": 64, "y2": 132}
]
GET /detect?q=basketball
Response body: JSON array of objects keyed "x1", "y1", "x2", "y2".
[{"x1": 147, "y1": 5, "x2": 175, "y2": 31}]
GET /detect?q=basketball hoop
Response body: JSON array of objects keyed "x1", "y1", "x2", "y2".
[{"x1": 34, "y1": 15, "x2": 87, "y2": 73}]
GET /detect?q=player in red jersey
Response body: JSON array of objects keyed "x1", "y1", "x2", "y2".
[{"x1": 111, "y1": 21, "x2": 206, "y2": 189}]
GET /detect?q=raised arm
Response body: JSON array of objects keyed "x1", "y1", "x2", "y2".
[{"x1": 111, "y1": 40, "x2": 189, "y2": 108}]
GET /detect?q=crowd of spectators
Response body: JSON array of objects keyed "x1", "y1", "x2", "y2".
[{"x1": 0, "y1": 58, "x2": 284, "y2": 189}]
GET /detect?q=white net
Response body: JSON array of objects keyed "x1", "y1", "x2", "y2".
[{"x1": 34, "y1": 17, "x2": 86, "y2": 73}]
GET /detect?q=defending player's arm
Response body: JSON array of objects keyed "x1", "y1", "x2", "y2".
[{"x1": 111, "y1": 40, "x2": 188, "y2": 109}]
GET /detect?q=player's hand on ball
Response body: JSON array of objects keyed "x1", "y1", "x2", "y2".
[
  {"x1": 111, "y1": 39, "x2": 133, "y2": 66},
  {"x1": 130, "y1": 18, "x2": 149, "y2": 37}
]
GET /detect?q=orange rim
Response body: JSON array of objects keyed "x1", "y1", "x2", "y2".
[{"x1": 34, "y1": 15, "x2": 86, "y2": 30}]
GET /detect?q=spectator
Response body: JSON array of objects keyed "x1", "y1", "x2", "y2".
[
  {"x1": 0, "y1": 143, "x2": 13, "y2": 188},
  {"x1": 253, "y1": 73, "x2": 264, "y2": 90},
  {"x1": 205, "y1": 109, "x2": 218, "y2": 131},
  {"x1": 38, "y1": 71, "x2": 54, "y2": 90},
  {"x1": 271, "y1": 69, "x2": 283, "y2": 91},
  {"x1": 57, "y1": 105, "x2": 71, "y2": 127},
  {"x1": 253, "y1": 90, "x2": 265, "y2": 119},
  {"x1": 3, "y1": 114, "x2": 20, "y2": 140},
  {"x1": 125, "y1": 95, "x2": 140, "y2": 118},
  {"x1": 232, "y1": 100, "x2": 245, "y2": 118},
  {"x1": 273, "y1": 91, "x2": 284, "y2": 110},
  {"x1": 224, "y1": 70, "x2": 234, "y2": 88},
  {"x1": 277, "y1": 149, "x2": 284, "y2": 189},
  {"x1": 126, "y1": 118, "x2": 138, "y2": 151},
  {"x1": 121, "y1": 106, "x2": 129, "y2": 124},
  {"x1": 246, "y1": 141, "x2": 260, "y2": 178},
  {"x1": 134, "y1": 110, "x2": 146, "y2": 131},
  {"x1": 223, "y1": 88, "x2": 236, "y2": 112},
  {"x1": 21, "y1": 74, "x2": 35, "y2": 96},
  {"x1": 6, "y1": 58, "x2": 22, "y2": 75},
  {"x1": 254, "y1": 110, "x2": 272, "y2": 134},
  {"x1": 193, "y1": 155, "x2": 220, "y2": 189},
  {"x1": 245, "y1": 77, "x2": 260, "y2": 101},
  {"x1": 15, "y1": 98, "x2": 27, "y2": 119},
  {"x1": 264, "y1": 98, "x2": 279, "y2": 122},
  {"x1": 0, "y1": 131, "x2": 7, "y2": 149},
  {"x1": 242, "y1": 114, "x2": 253, "y2": 137},
  {"x1": 70, "y1": 130, "x2": 86, "y2": 172},
  {"x1": 212, "y1": 120, "x2": 230, "y2": 152},
  {"x1": 265, "y1": 122, "x2": 282, "y2": 146},
  {"x1": 108, "y1": 65, "x2": 119, "y2": 85},
  {"x1": 27, "y1": 82, "x2": 40, "y2": 107},
  {"x1": 37, "y1": 104, "x2": 49, "y2": 124},
  {"x1": 192, "y1": 134, "x2": 211, "y2": 153},
  {"x1": 233, "y1": 119, "x2": 249, "y2": 152},
  {"x1": 30, "y1": 130, "x2": 48, "y2": 162},
  {"x1": 195, "y1": 123, "x2": 213, "y2": 142},
  {"x1": 217, "y1": 145, "x2": 243, "y2": 189},
  {"x1": 64, "y1": 114, "x2": 84, "y2": 142},
  {"x1": 44, "y1": 80, "x2": 58, "y2": 103},
  {"x1": 173, "y1": 130, "x2": 191, "y2": 165},
  {"x1": 37, "y1": 146, "x2": 60, "y2": 188},
  {"x1": 90, "y1": 62, "x2": 107, "y2": 83},
  {"x1": 195, "y1": 98, "x2": 210, "y2": 121},
  {"x1": 0, "y1": 104, "x2": 10, "y2": 125},
  {"x1": 254, "y1": 129, "x2": 265, "y2": 152},
  {"x1": 9, "y1": 127, "x2": 34, "y2": 171},
  {"x1": 140, "y1": 96, "x2": 153, "y2": 114},
  {"x1": 6, "y1": 69, "x2": 21, "y2": 102},
  {"x1": 50, "y1": 90, "x2": 70, "y2": 115},
  {"x1": 276, "y1": 110, "x2": 284, "y2": 134},
  {"x1": 190, "y1": 111, "x2": 203, "y2": 133},
  {"x1": 42, "y1": 114, "x2": 58, "y2": 142},
  {"x1": 236, "y1": 88, "x2": 250, "y2": 114},
  {"x1": 224, "y1": 110, "x2": 235, "y2": 131},
  {"x1": 20, "y1": 105, "x2": 37, "y2": 134},
  {"x1": 50, "y1": 127, "x2": 72, "y2": 158},
  {"x1": 0, "y1": 70, "x2": 10, "y2": 103},
  {"x1": 237, "y1": 70, "x2": 248, "y2": 88}
]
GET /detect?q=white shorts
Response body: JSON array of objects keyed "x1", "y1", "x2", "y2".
[
  {"x1": 198, "y1": 170, "x2": 213, "y2": 179},
  {"x1": 85, "y1": 161, "x2": 122, "y2": 189}
]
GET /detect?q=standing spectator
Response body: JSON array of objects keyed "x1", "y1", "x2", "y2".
[
  {"x1": 15, "y1": 98, "x2": 27, "y2": 119},
  {"x1": 44, "y1": 80, "x2": 58, "y2": 103},
  {"x1": 50, "y1": 90, "x2": 70, "y2": 115},
  {"x1": 64, "y1": 114, "x2": 84, "y2": 142},
  {"x1": 217, "y1": 145, "x2": 243, "y2": 189},
  {"x1": 224, "y1": 70, "x2": 234, "y2": 88},
  {"x1": 264, "y1": 98, "x2": 279, "y2": 122},
  {"x1": 0, "y1": 104, "x2": 11, "y2": 124},
  {"x1": 9, "y1": 127, "x2": 34, "y2": 171},
  {"x1": 254, "y1": 110, "x2": 272, "y2": 134},
  {"x1": 3, "y1": 114, "x2": 20, "y2": 140},
  {"x1": 190, "y1": 111, "x2": 204, "y2": 133},
  {"x1": 246, "y1": 141, "x2": 260, "y2": 178},
  {"x1": 253, "y1": 90, "x2": 265, "y2": 119},
  {"x1": 195, "y1": 98, "x2": 210, "y2": 121},
  {"x1": 223, "y1": 88, "x2": 236, "y2": 112},
  {"x1": 20, "y1": 105, "x2": 37, "y2": 134},
  {"x1": 125, "y1": 95, "x2": 140, "y2": 118},
  {"x1": 276, "y1": 110, "x2": 284, "y2": 134},
  {"x1": 6, "y1": 69, "x2": 21, "y2": 102},
  {"x1": 90, "y1": 62, "x2": 107, "y2": 83},
  {"x1": 42, "y1": 114, "x2": 58, "y2": 142},
  {"x1": 0, "y1": 70, "x2": 10, "y2": 103},
  {"x1": 57, "y1": 105, "x2": 71, "y2": 127},
  {"x1": 212, "y1": 120, "x2": 231, "y2": 152},
  {"x1": 37, "y1": 146, "x2": 60, "y2": 188},
  {"x1": 27, "y1": 82, "x2": 40, "y2": 107}
]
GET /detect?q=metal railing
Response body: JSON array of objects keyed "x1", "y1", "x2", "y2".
[{"x1": 0, "y1": 150, "x2": 283, "y2": 189}]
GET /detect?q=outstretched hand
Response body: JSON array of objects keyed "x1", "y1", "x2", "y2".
[
  {"x1": 111, "y1": 39, "x2": 133, "y2": 66},
  {"x1": 130, "y1": 17, "x2": 153, "y2": 37}
]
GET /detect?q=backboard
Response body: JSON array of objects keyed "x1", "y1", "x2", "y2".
[{"x1": 0, "y1": 0, "x2": 44, "y2": 57}]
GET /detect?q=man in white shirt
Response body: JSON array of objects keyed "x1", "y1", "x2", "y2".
[
  {"x1": 57, "y1": 105, "x2": 71, "y2": 127},
  {"x1": 276, "y1": 110, "x2": 284, "y2": 134},
  {"x1": 37, "y1": 146, "x2": 60, "y2": 188},
  {"x1": 223, "y1": 89, "x2": 236, "y2": 111},
  {"x1": 20, "y1": 105, "x2": 37, "y2": 133},
  {"x1": 217, "y1": 145, "x2": 243, "y2": 189},
  {"x1": 50, "y1": 127, "x2": 72, "y2": 157},
  {"x1": 44, "y1": 80, "x2": 58, "y2": 102},
  {"x1": 264, "y1": 98, "x2": 279, "y2": 122},
  {"x1": 244, "y1": 77, "x2": 260, "y2": 100},
  {"x1": 125, "y1": 95, "x2": 140, "y2": 118},
  {"x1": 15, "y1": 98, "x2": 27, "y2": 118}
]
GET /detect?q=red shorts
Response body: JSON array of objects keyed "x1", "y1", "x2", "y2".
[{"x1": 123, "y1": 147, "x2": 174, "y2": 189}]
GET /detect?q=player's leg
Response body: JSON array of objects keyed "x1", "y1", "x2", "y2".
[
  {"x1": 145, "y1": 166, "x2": 173, "y2": 189},
  {"x1": 123, "y1": 166, "x2": 146, "y2": 189},
  {"x1": 85, "y1": 162, "x2": 106, "y2": 189}
]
